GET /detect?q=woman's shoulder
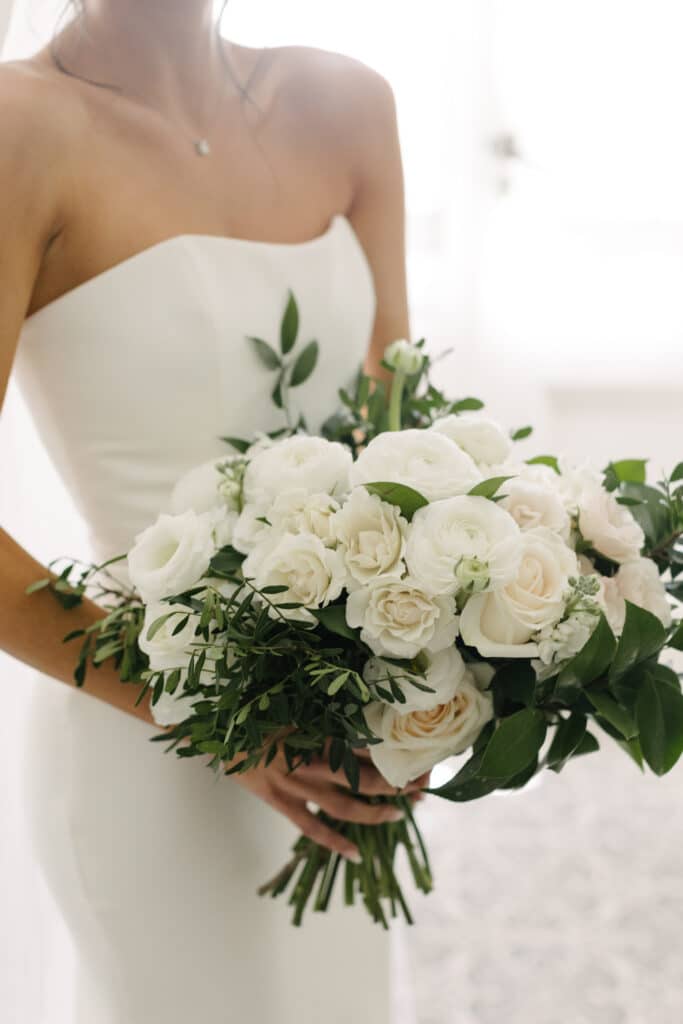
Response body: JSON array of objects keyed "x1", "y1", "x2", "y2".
[{"x1": 0, "y1": 58, "x2": 86, "y2": 154}]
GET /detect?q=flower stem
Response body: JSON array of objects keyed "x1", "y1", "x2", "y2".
[{"x1": 387, "y1": 368, "x2": 406, "y2": 431}]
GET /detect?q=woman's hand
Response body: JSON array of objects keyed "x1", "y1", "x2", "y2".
[{"x1": 227, "y1": 741, "x2": 429, "y2": 862}]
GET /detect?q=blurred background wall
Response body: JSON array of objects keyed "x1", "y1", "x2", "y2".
[{"x1": 1, "y1": 2, "x2": 681, "y2": 1021}]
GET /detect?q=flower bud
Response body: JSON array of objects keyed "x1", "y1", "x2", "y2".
[{"x1": 384, "y1": 339, "x2": 423, "y2": 376}]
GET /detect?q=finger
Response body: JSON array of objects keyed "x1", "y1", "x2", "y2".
[
  {"x1": 294, "y1": 757, "x2": 422, "y2": 797},
  {"x1": 284, "y1": 776, "x2": 406, "y2": 826},
  {"x1": 274, "y1": 795, "x2": 361, "y2": 862}
]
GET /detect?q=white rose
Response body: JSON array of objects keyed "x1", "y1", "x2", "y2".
[
  {"x1": 614, "y1": 557, "x2": 672, "y2": 630},
  {"x1": 127, "y1": 510, "x2": 215, "y2": 603},
  {"x1": 242, "y1": 435, "x2": 352, "y2": 507},
  {"x1": 242, "y1": 532, "x2": 346, "y2": 624},
  {"x1": 431, "y1": 413, "x2": 512, "y2": 466},
  {"x1": 363, "y1": 646, "x2": 469, "y2": 712},
  {"x1": 459, "y1": 526, "x2": 578, "y2": 658},
  {"x1": 269, "y1": 489, "x2": 340, "y2": 547},
  {"x1": 345, "y1": 578, "x2": 459, "y2": 659},
  {"x1": 333, "y1": 486, "x2": 407, "y2": 587},
  {"x1": 349, "y1": 429, "x2": 482, "y2": 503},
  {"x1": 363, "y1": 664, "x2": 494, "y2": 787},
  {"x1": 499, "y1": 478, "x2": 571, "y2": 540},
  {"x1": 384, "y1": 338, "x2": 424, "y2": 375},
  {"x1": 405, "y1": 495, "x2": 521, "y2": 597},
  {"x1": 578, "y1": 483, "x2": 645, "y2": 563},
  {"x1": 170, "y1": 454, "x2": 243, "y2": 516}
]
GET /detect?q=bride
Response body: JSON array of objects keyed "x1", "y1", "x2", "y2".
[{"x1": 0, "y1": 1, "x2": 427, "y2": 1021}]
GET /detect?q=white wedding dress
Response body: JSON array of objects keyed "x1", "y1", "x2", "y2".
[{"x1": 10, "y1": 213, "x2": 400, "y2": 1023}]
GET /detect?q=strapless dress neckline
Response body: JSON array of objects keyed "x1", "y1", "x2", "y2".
[{"x1": 25, "y1": 212, "x2": 361, "y2": 325}]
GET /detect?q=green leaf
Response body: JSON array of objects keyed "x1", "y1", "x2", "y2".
[
  {"x1": 327, "y1": 674, "x2": 348, "y2": 697},
  {"x1": 497, "y1": 756, "x2": 539, "y2": 790},
  {"x1": 144, "y1": 611, "x2": 175, "y2": 642},
  {"x1": 271, "y1": 372, "x2": 284, "y2": 409},
  {"x1": 364, "y1": 481, "x2": 428, "y2": 521},
  {"x1": 479, "y1": 708, "x2": 547, "y2": 781},
  {"x1": 670, "y1": 462, "x2": 683, "y2": 483},
  {"x1": 426, "y1": 749, "x2": 500, "y2": 802},
  {"x1": 247, "y1": 336, "x2": 281, "y2": 370},
  {"x1": 490, "y1": 661, "x2": 536, "y2": 708},
  {"x1": 525, "y1": 455, "x2": 560, "y2": 474},
  {"x1": 608, "y1": 601, "x2": 667, "y2": 681},
  {"x1": 635, "y1": 670, "x2": 683, "y2": 774},
  {"x1": 511, "y1": 425, "x2": 533, "y2": 441},
  {"x1": 310, "y1": 605, "x2": 358, "y2": 641},
  {"x1": 668, "y1": 620, "x2": 683, "y2": 651},
  {"x1": 25, "y1": 578, "x2": 51, "y2": 595},
  {"x1": 604, "y1": 459, "x2": 648, "y2": 486},
  {"x1": 586, "y1": 690, "x2": 637, "y2": 739},
  {"x1": 545, "y1": 713, "x2": 588, "y2": 773},
  {"x1": 554, "y1": 612, "x2": 616, "y2": 700},
  {"x1": 618, "y1": 482, "x2": 669, "y2": 548},
  {"x1": 289, "y1": 340, "x2": 319, "y2": 387},
  {"x1": 279, "y1": 290, "x2": 299, "y2": 355},
  {"x1": 468, "y1": 476, "x2": 514, "y2": 500},
  {"x1": 208, "y1": 546, "x2": 243, "y2": 576},
  {"x1": 343, "y1": 749, "x2": 360, "y2": 792},
  {"x1": 219, "y1": 436, "x2": 251, "y2": 454},
  {"x1": 448, "y1": 397, "x2": 484, "y2": 414}
]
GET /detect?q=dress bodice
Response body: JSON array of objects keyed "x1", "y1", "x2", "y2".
[{"x1": 11, "y1": 214, "x2": 376, "y2": 559}]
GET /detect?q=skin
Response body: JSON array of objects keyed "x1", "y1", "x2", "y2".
[{"x1": 0, "y1": 0, "x2": 423, "y2": 862}]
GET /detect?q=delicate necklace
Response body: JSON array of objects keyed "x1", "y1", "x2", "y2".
[{"x1": 50, "y1": 19, "x2": 265, "y2": 158}]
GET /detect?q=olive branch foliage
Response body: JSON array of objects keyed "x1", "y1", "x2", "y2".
[{"x1": 26, "y1": 289, "x2": 683, "y2": 926}]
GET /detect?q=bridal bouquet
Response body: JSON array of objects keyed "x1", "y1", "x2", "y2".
[{"x1": 29, "y1": 293, "x2": 683, "y2": 928}]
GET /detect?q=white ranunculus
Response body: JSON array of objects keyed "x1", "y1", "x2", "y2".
[
  {"x1": 333, "y1": 486, "x2": 407, "y2": 587},
  {"x1": 242, "y1": 532, "x2": 346, "y2": 624},
  {"x1": 614, "y1": 557, "x2": 672, "y2": 629},
  {"x1": 459, "y1": 526, "x2": 577, "y2": 658},
  {"x1": 127, "y1": 510, "x2": 215, "y2": 603},
  {"x1": 555, "y1": 456, "x2": 605, "y2": 514},
  {"x1": 170, "y1": 454, "x2": 245, "y2": 516},
  {"x1": 499, "y1": 478, "x2": 571, "y2": 540},
  {"x1": 430, "y1": 413, "x2": 512, "y2": 466},
  {"x1": 363, "y1": 665, "x2": 494, "y2": 787},
  {"x1": 578, "y1": 483, "x2": 645, "y2": 563},
  {"x1": 346, "y1": 578, "x2": 459, "y2": 659},
  {"x1": 242, "y1": 434, "x2": 352, "y2": 507},
  {"x1": 405, "y1": 495, "x2": 521, "y2": 597},
  {"x1": 268, "y1": 489, "x2": 340, "y2": 547},
  {"x1": 384, "y1": 338, "x2": 424, "y2": 375},
  {"x1": 349, "y1": 429, "x2": 482, "y2": 503},
  {"x1": 231, "y1": 502, "x2": 271, "y2": 554},
  {"x1": 363, "y1": 647, "x2": 468, "y2": 712}
]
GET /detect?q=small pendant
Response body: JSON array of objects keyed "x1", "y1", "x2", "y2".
[{"x1": 194, "y1": 138, "x2": 211, "y2": 157}]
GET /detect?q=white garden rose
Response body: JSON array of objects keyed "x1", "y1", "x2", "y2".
[
  {"x1": 268, "y1": 489, "x2": 340, "y2": 547},
  {"x1": 384, "y1": 338, "x2": 424, "y2": 375},
  {"x1": 608, "y1": 557, "x2": 672, "y2": 631},
  {"x1": 459, "y1": 526, "x2": 578, "y2": 658},
  {"x1": 363, "y1": 646, "x2": 469, "y2": 712},
  {"x1": 127, "y1": 510, "x2": 215, "y2": 603},
  {"x1": 242, "y1": 532, "x2": 346, "y2": 624},
  {"x1": 349, "y1": 429, "x2": 482, "y2": 502},
  {"x1": 499, "y1": 478, "x2": 571, "y2": 540},
  {"x1": 333, "y1": 486, "x2": 407, "y2": 587},
  {"x1": 405, "y1": 495, "x2": 521, "y2": 597},
  {"x1": 242, "y1": 434, "x2": 352, "y2": 507},
  {"x1": 578, "y1": 483, "x2": 645, "y2": 563},
  {"x1": 345, "y1": 578, "x2": 459, "y2": 659},
  {"x1": 431, "y1": 413, "x2": 512, "y2": 466},
  {"x1": 363, "y1": 664, "x2": 494, "y2": 787}
]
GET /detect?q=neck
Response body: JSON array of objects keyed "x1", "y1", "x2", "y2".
[{"x1": 57, "y1": 1, "x2": 230, "y2": 116}]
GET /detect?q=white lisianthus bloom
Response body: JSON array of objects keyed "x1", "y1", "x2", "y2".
[
  {"x1": 345, "y1": 578, "x2": 459, "y2": 659},
  {"x1": 268, "y1": 489, "x2": 340, "y2": 547},
  {"x1": 430, "y1": 413, "x2": 512, "y2": 466},
  {"x1": 384, "y1": 338, "x2": 424, "y2": 375},
  {"x1": 242, "y1": 532, "x2": 346, "y2": 624},
  {"x1": 578, "y1": 483, "x2": 645, "y2": 563},
  {"x1": 459, "y1": 527, "x2": 578, "y2": 658},
  {"x1": 363, "y1": 646, "x2": 468, "y2": 712},
  {"x1": 170, "y1": 453, "x2": 246, "y2": 518},
  {"x1": 349, "y1": 429, "x2": 482, "y2": 503},
  {"x1": 127, "y1": 510, "x2": 215, "y2": 603},
  {"x1": 242, "y1": 434, "x2": 352, "y2": 507},
  {"x1": 405, "y1": 495, "x2": 521, "y2": 598},
  {"x1": 363, "y1": 664, "x2": 494, "y2": 787},
  {"x1": 607, "y1": 557, "x2": 672, "y2": 631},
  {"x1": 333, "y1": 486, "x2": 407, "y2": 587},
  {"x1": 499, "y1": 478, "x2": 571, "y2": 541}
]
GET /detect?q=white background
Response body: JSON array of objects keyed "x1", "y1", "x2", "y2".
[{"x1": 1, "y1": 2, "x2": 682, "y2": 1021}]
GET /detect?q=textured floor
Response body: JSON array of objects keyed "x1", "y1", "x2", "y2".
[{"x1": 394, "y1": 724, "x2": 683, "y2": 1024}]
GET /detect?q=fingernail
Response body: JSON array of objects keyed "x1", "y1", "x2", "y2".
[
  {"x1": 386, "y1": 809, "x2": 405, "y2": 822},
  {"x1": 346, "y1": 849, "x2": 362, "y2": 864}
]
